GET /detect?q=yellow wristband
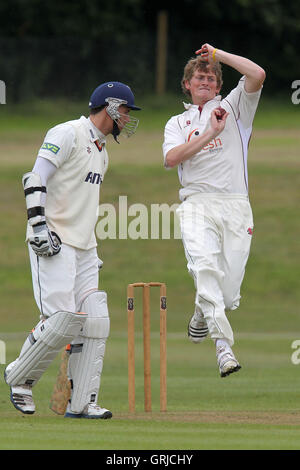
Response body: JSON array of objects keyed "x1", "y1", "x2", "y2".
[{"x1": 212, "y1": 48, "x2": 218, "y2": 61}]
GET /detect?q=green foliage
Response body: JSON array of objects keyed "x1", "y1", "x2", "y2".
[{"x1": 0, "y1": 1, "x2": 299, "y2": 100}]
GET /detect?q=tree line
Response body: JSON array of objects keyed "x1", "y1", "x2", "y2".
[{"x1": 0, "y1": 0, "x2": 299, "y2": 101}]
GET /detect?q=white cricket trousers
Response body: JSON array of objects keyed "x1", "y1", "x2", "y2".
[
  {"x1": 29, "y1": 243, "x2": 99, "y2": 317},
  {"x1": 177, "y1": 194, "x2": 254, "y2": 346}
]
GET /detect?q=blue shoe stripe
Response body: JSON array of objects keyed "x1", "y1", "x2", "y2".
[{"x1": 64, "y1": 412, "x2": 83, "y2": 418}]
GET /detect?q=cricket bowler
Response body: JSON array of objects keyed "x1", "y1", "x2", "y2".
[
  {"x1": 4, "y1": 82, "x2": 141, "y2": 417},
  {"x1": 163, "y1": 43, "x2": 265, "y2": 377}
]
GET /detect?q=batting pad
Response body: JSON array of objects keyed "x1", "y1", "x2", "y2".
[
  {"x1": 5, "y1": 311, "x2": 87, "y2": 387},
  {"x1": 68, "y1": 290, "x2": 110, "y2": 413},
  {"x1": 81, "y1": 290, "x2": 110, "y2": 338}
]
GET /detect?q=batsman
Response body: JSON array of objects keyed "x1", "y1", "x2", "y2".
[{"x1": 4, "y1": 82, "x2": 141, "y2": 418}]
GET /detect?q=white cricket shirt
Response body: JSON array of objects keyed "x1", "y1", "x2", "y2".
[
  {"x1": 27, "y1": 116, "x2": 108, "y2": 250},
  {"x1": 163, "y1": 77, "x2": 262, "y2": 201}
]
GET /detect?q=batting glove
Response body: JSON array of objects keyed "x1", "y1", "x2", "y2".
[{"x1": 29, "y1": 223, "x2": 62, "y2": 257}]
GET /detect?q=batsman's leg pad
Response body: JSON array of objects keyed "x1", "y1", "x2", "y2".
[
  {"x1": 5, "y1": 311, "x2": 87, "y2": 387},
  {"x1": 68, "y1": 290, "x2": 110, "y2": 413}
]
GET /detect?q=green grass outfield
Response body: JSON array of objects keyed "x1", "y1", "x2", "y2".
[{"x1": 0, "y1": 95, "x2": 300, "y2": 451}]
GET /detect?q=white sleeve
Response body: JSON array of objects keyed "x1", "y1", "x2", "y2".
[
  {"x1": 29, "y1": 157, "x2": 57, "y2": 209},
  {"x1": 223, "y1": 77, "x2": 262, "y2": 129},
  {"x1": 162, "y1": 116, "x2": 185, "y2": 168},
  {"x1": 38, "y1": 123, "x2": 76, "y2": 168},
  {"x1": 32, "y1": 157, "x2": 57, "y2": 186}
]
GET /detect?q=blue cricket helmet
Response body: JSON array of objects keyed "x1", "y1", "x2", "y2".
[{"x1": 89, "y1": 81, "x2": 141, "y2": 111}]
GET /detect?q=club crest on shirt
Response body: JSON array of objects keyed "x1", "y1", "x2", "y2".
[{"x1": 247, "y1": 227, "x2": 254, "y2": 235}]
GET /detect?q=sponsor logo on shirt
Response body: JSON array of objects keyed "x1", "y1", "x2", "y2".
[
  {"x1": 188, "y1": 129, "x2": 223, "y2": 154},
  {"x1": 85, "y1": 171, "x2": 103, "y2": 185},
  {"x1": 41, "y1": 142, "x2": 60, "y2": 154},
  {"x1": 202, "y1": 137, "x2": 223, "y2": 153},
  {"x1": 188, "y1": 129, "x2": 200, "y2": 141}
]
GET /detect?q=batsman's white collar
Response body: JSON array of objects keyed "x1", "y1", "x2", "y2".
[{"x1": 87, "y1": 116, "x2": 106, "y2": 143}]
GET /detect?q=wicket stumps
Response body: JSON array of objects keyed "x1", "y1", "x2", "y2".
[{"x1": 127, "y1": 282, "x2": 167, "y2": 413}]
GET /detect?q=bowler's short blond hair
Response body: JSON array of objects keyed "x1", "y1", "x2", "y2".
[{"x1": 181, "y1": 57, "x2": 223, "y2": 97}]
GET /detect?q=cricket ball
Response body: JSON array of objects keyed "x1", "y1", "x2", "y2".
[{"x1": 216, "y1": 106, "x2": 226, "y2": 120}]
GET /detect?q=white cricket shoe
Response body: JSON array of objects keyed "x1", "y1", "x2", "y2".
[
  {"x1": 216, "y1": 346, "x2": 241, "y2": 377},
  {"x1": 64, "y1": 403, "x2": 112, "y2": 419},
  {"x1": 188, "y1": 313, "x2": 209, "y2": 343},
  {"x1": 10, "y1": 385, "x2": 35, "y2": 414}
]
